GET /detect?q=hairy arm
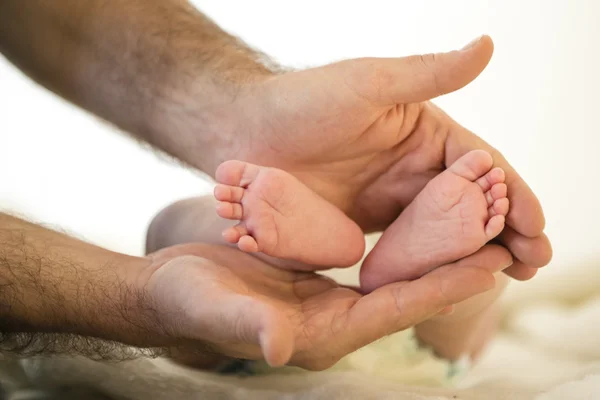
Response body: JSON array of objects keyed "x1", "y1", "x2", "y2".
[
  {"x1": 0, "y1": 0, "x2": 270, "y2": 173},
  {"x1": 0, "y1": 213, "x2": 163, "y2": 357}
]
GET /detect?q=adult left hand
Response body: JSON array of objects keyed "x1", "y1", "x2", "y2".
[{"x1": 141, "y1": 242, "x2": 513, "y2": 370}]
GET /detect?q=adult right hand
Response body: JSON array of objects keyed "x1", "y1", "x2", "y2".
[
  {"x1": 172, "y1": 35, "x2": 551, "y2": 281},
  {"x1": 138, "y1": 242, "x2": 513, "y2": 370}
]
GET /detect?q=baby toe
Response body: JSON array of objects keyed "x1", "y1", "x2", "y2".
[
  {"x1": 216, "y1": 160, "x2": 260, "y2": 187},
  {"x1": 490, "y1": 183, "x2": 508, "y2": 200},
  {"x1": 214, "y1": 184, "x2": 245, "y2": 203},
  {"x1": 485, "y1": 214, "x2": 506, "y2": 239},
  {"x1": 216, "y1": 202, "x2": 243, "y2": 220},
  {"x1": 476, "y1": 168, "x2": 505, "y2": 191},
  {"x1": 489, "y1": 197, "x2": 510, "y2": 217},
  {"x1": 238, "y1": 235, "x2": 259, "y2": 253},
  {"x1": 449, "y1": 150, "x2": 494, "y2": 182},
  {"x1": 222, "y1": 227, "x2": 241, "y2": 243}
]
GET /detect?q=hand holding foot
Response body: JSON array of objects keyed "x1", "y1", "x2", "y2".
[{"x1": 191, "y1": 35, "x2": 550, "y2": 279}]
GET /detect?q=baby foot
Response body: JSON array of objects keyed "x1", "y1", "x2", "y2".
[
  {"x1": 214, "y1": 160, "x2": 365, "y2": 267},
  {"x1": 360, "y1": 150, "x2": 509, "y2": 292}
]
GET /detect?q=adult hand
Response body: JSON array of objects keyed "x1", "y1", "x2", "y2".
[
  {"x1": 141, "y1": 242, "x2": 513, "y2": 370},
  {"x1": 0, "y1": 1, "x2": 549, "y2": 279},
  {"x1": 209, "y1": 35, "x2": 551, "y2": 280}
]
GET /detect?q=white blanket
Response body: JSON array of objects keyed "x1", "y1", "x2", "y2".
[{"x1": 8, "y1": 252, "x2": 599, "y2": 400}]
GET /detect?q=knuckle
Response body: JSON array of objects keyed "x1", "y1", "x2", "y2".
[
  {"x1": 389, "y1": 285, "x2": 412, "y2": 332},
  {"x1": 416, "y1": 52, "x2": 438, "y2": 68},
  {"x1": 432, "y1": 272, "x2": 451, "y2": 306},
  {"x1": 367, "y1": 60, "x2": 392, "y2": 103},
  {"x1": 342, "y1": 57, "x2": 391, "y2": 105},
  {"x1": 409, "y1": 53, "x2": 441, "y2": 94},
  {"x1": 303, "y1": 356, "x2": 338, "y2": 371}
]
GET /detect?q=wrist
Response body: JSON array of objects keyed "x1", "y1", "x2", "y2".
[
  {"x1": 149, "y1": 65, "x2": 275, "y2": 175},
  {"x1": 30, "y1": 249, "x2": 160, "y2": 348},
  {"x1": 0, "y1": 214, "x2": 157, "y2": 346},
  {"x1": 139, "y1": 6, "x2": 279, "y2": 174},
  {"x1": 62, "y1": 251, "x2": 164, "y2": 348}
]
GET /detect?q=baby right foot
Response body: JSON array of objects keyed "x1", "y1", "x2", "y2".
[
  {"x1": 360, "y1": 150, "x2": 509, "y2": 292},
  {"x1": 214, "y1": 160, "x2": 366, "y2": 267}
]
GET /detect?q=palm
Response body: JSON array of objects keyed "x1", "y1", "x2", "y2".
[
  {"x1": 146, "y1": 243, "x2": 508, "y2": 370},
  {"x1": 242, "y1": 62, "x2": 414, "y2": 226},
  {"x1": 251, "y1": 79, "x2": 442, "y2": 231},
  {"x1": 148, "y1": 243, "x2": 364, "y2": 367}
]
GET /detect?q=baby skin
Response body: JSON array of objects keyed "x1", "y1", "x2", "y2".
[
  {"x1": 214, "y1": 160, "x2": 366, "y2": 267},
  {"x1": 360, "y1": 149, "x2": 509, "y2": 292},
  {"x1": 216, "y1": 150, "x2": 508, "y2": 291}
]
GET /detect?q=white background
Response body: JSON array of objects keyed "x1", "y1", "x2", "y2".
[{"x1": 0, "y1": 0, "x2": 597, "y2": 279}]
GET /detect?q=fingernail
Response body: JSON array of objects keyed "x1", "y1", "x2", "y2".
[{"x1": 461, "y1": 35, "x2": 483, "y2": 51}]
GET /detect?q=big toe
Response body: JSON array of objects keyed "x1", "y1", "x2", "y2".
[
  {"x1": 215, "y1": 160, "x2": 260, "y2": 187},
  {"x1": 485, "y1": 214, "x2": 506, "y2": 240},
  {"x1": 448, "y1": 150, "x2": 494, "y2": 181}
]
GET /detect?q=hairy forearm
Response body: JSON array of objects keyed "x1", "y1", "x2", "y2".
[
  {"x1": 0, "y1": 0, "x2": 272, "y2": 172},
  {"x1": 0, "y1": 213, "x2": 159, "y2": 354}
]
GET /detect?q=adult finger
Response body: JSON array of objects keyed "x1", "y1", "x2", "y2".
[
  {"x1": 499, "y1": 227, "x2": 553, "y2": 268},
  {"x1": 498, "y1": 228, "x2": 551, "y2": 280},
  {"x1": 334, "y1": 35, "x2": 494, "y2": 106},
  {"x1": 503, "y1": 262, "x2": 538, "y2": 281},
  {"x1": 341, "y1": 245, "x2": 512, "y2": 354},
  {"x1": 200, "y1": 294, "x2": 294, "y2": 367}
]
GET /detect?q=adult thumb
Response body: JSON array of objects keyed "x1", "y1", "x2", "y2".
[
  {"x1": 230, "y1": 298, "x2": 295, "y2": 367},
  {"x1": 347, "y1": 35, "x2": 494, "y2": 106}
]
